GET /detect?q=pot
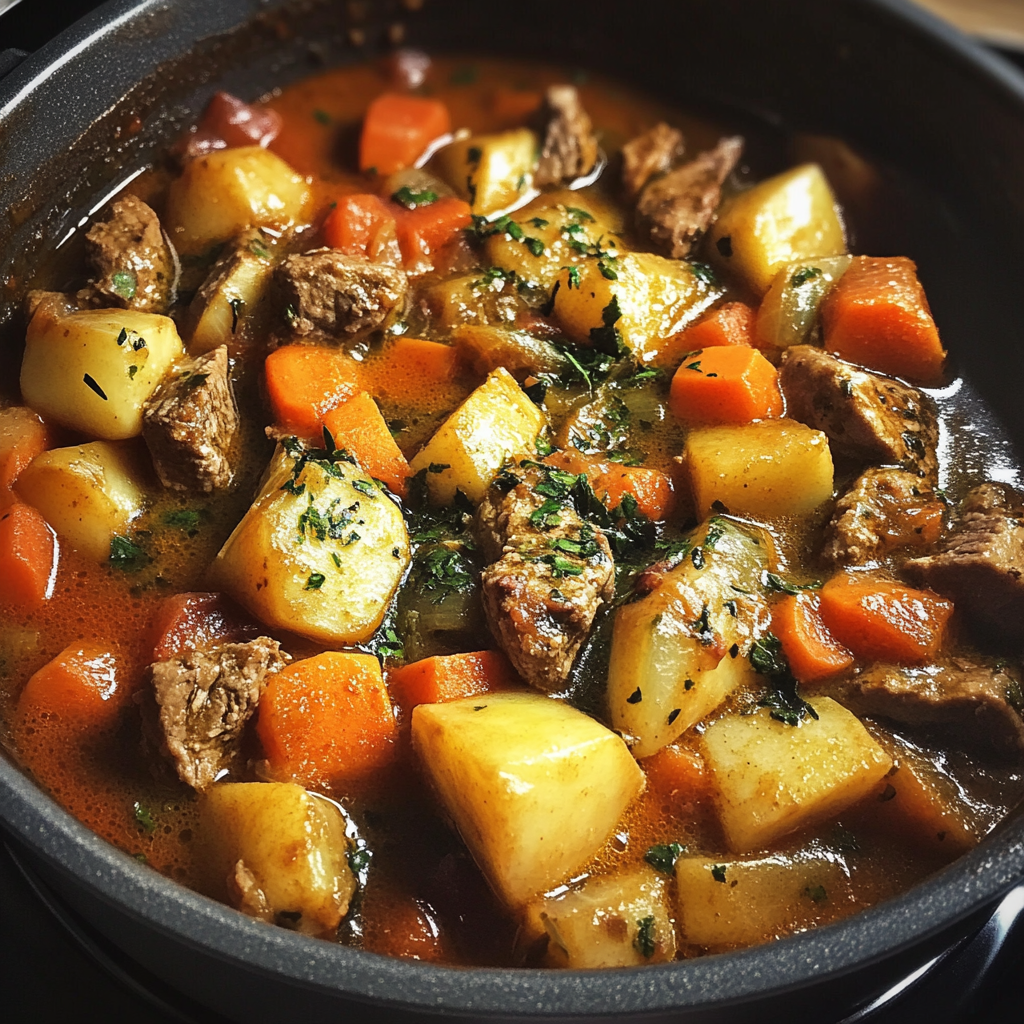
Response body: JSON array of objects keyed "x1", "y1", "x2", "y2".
[{"x1": 3, "y1": 1, "x2": 1024, "y2": 1020}]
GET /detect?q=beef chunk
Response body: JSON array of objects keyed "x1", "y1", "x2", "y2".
[
  {"x1": 143, "y1": 346, "x2": 238, "y2": 492},
  {"x1": 79, "y1": 196, "x2": 174, "y2": 313},
  {"x1": 780, "y1": 345, "x2": 938, "y2": 483},
  {"x1": 476, "y1": 465, "x2": 614, "y2": 691},
  {"x1": 820, "y1": 656, "x2": 1024, "y2": 758},
  {"x1": 904, "y1": 483, "x2": 1024, "y2": 644},
  {"x1": 823, "y1": 468, "x2": 945, "y2": 566},
  {"x1": 636, "y1": 136, "x2": 743, "y2": 259},
  {"x1": 621, "y1": 122, "x2": 685, "y2": 199},
  {"x1": 533, "y1": 86, "x2": 600, "y2": 188},
  {"x1": 275, "y1": 248, "x2": 407, "y2": 339},
  {"x1": 150, "y1": 637, "x2": 289, "y2": 789}
]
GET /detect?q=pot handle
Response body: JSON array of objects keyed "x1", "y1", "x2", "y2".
[{"x1": 0, "y1": 48, "x2": 27, "y2": 81}]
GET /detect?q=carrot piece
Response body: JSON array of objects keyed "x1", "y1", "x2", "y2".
[
  {"x1": 257, "y1": 651, "x2": 397, "y2": 785},
  {"x1": 0, "y1": 503, "x2": 58, "y2": 609},
  {"x1": 822, "y1": 256, "x2": 946, "y2": 384},
  {"x1": 322, "y1": 193, "x2": 401, "y2": 263},
  {"x1": 641, "y1": 741, "x2": 713, "y2": 806},
  {"x1": 321, "y1": 391, "x2": 411, "y2": 497},
  {"x1": 148, "y1": 592, "x2": 261, "y2": 662},
  {"x1": 389, "y1": 650, "x2": 519, "y2": 715},
  {"x1": 817, "y1": 573, "x2": 953, "y2": 665},
  {"x1": 669, "y1": 345, "x2": 783, "y2": 424},
  {"x1": 264, "y1": 344, "x2": 363, "y2": 439},
  {"x1": 0, "y1": 406, "x2": 53, "y2": 507},
  {"x1": 679, "y1": 302, "x2": 758, "y2": 351},
  {"x1": 392, "y1": 196, "x2": 473, "y2": 265},
  {"x1": 363, "y1": 337, "x2": 463, "y2": 406},
  {"x1": 359, "y1": 93, "x2": 451, "y2": 176},
  {"x1": 17, "y1": 644, "x2": 124, "y2": 729},
  {"x1": 771, "y1": 593, "x2": 854, "y2": 683}
]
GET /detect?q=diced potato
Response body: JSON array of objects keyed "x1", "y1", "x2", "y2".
[
  {"x1": 608, "y1": 518, "x2": 771, "y2": 758},
  {"x1": 424, "y1": 271, "x2": 523, "y2": 330},
  {"x1": 408, "y1": 367, "x2": 545, "y2": 504},
  {"x1": 412, "y1": 692, "x2": 645, "y2": 906},
  {"x1": 552, "y1": 252, "x2": 722, "y2": 364},
  {"x1": 21, "y1": 307, "x2": 184, "y2": 440},
  {"x1": 522, "y1": 868, "x2": 675, "y2": 968},
  {"x1": 754, "y1": 255, "x2": 852, "y2": 350},
  {"x1": 683, "y1": 420, "x2": 834, "y2": 520},
  {"x1": 708, "y1": 163, "x2": 847, "y2": 296},
  {"x1": 701, "y1": 697, "x2": 892, "y2": 852},
  {"x1": 15, "y1": 441, "x2": 145, "y2": 561},
  {"x1": 187, "y1": 229, "x2": 280, "y2": 355},
  {"x1": 675, "y1": 850, "x2": 851, "y2": 948},
  {"x1": 212, "y1": 442, "x2": 411, "y2": 645},
  {"x1": 434, "y1": 128, "x2": 538, "y2": 216},
  {"x1": 453, "y1": 324, "x2": 566, "y2": 379},
  {"x1": 165, "y1": 146, "x2": 311, "y2": 257},
  {"x1": 200, "y1": 782, "x2": 355, "y2": 937},
  {"x1": 484, "y1": 192, "x2": 622, "y2": 290}
]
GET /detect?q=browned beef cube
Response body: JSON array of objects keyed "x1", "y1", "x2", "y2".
[
  {"x1": 780, "y1": 345, "x2": 938, "y2": 483},
  {"x1": 621, "y1": 122, "x2": 685, "y2": 199},
  {"x1": 636, "y1": 136, "x2": 743, "y2": 258},
  {"x1": 820, "y1": 656, "x2": 1024, "y2": 758},
  {"x1": 149, "y1": 637, "x2": 289, "y2": 789},
  {"x1": 142, "y1": 345, "x2": 239, "y2": 492},
  {"x1": 275, "y1": 248, "x2": 406, "y2": 339},
  {"x1": 79, "y1": 196, "x2": 174, "y2": 313},
  {"x1": 904, "y1": 483, "x2": 1024, "y2": 645},
  {"x1": 823, "y1": 467, "x2": 945, "y2": 566},
  {"x1": 476, "y1": 463, "x2": 614, "y2": 691},
  {"x1": 533, "y1": 85, "x2": 600, "y2": 188}
]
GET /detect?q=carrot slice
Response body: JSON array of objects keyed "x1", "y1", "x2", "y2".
[
  {"x1": 322, "y1": 193, "x2": 401, "y2": 263},
  {"x1": 359, "y1": 93, "x2": 451, "y2": 176},
  {"x1": 389, "y1": 650, "x2": 520, "y2": 715},
  {"x1": 393, "y1": 196, "x2": 472, "y2": 265},
  {"x1": 771, "y1": 593, "x2": 854, "y2": 683},
  {"x1": 257, "y1": 651, "x2": 397, "y2": 785},
  {"x1": 264, "y1": 344, "x2": 363, "y2": 439},
  {"x1": 17, "y1": 644, "x2": 124, "y2": 729},
  {"x1": 148, "y1": 592, "x2": 261, "y2": 662},
  {"x1": 0, "y1": 503, "x2": 58, "y2": 609},
  {"x1": 679, "y1": 302, "x2": 758, "y2": 351},
  {"x1": 817, "y1": 573, "x2": 953, "y2": 665},
  {"x1": 669, "y1": 345, "x2": 784, "y2": 424},
  {"x1": 321, "y1": 391, "x2": 411, "y2": 497},
  {"x1": 641, "y1": 741, "x2": 713, "y2": 806},
  {"x1": 1, "y1": 406, "x2": 53, "y2": 507},
  {"x1": 822, "y1": 256, "x2": 946, "y2": 384}
]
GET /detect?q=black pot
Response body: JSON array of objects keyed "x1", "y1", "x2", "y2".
[{"x1": 3, "y1": 1, "x2": 1024, "y2": 1020}]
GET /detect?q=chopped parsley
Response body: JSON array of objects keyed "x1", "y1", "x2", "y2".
[
  {"x1": 228, "y1": 296, "x2": 244, "y2": 333},
  {"x1": 162, "y1": 509, "x2": 201, "y2": 536},
  {"x1": 305, "y1": 573, "x2": 326, "y2": 590},
  {"x1": 313, "y1": 108, "x2": 331, "y2": 124},
  {"x1": 524, "y1": 236, "x2": 545, "y2": 257},
  {"x1": 633, "y1": 916, "x2": 657, "y2": 959},
  {"x1": 645, "y1": 842, "x2": 686, "y2": 874},
  {"x1": 352, "y1": 479, "x2": 377, "y2": 498},
  {"x1": 711, "y1": 864, "x2": 728, "y2": 883},
  {"x1": 688, "y1": 260, "x2": 719, "y2": 286},
  {"x1": 529, "y1": 216, "x2": 549, "y2": 228},
  {"x1": 566, "y1": 206, "x2": 594, "y2": 222},
  {"x1": 790, "y1": 266, "x2": 823, "y2": 288},
  {"x1": 109, "y1": 535, "x2": 150, "y2": 571},
  {"x1": 392, "y1": 186, "x2": 438, "y2": 209},
  {"x1": 589, "y1": 296, "x2": 626, "y2": 356},
  {"x1": 376, "y1": 627, "x2": 404, "y2": 660},
  {"x1": 111, "y1": 270, "x2": 137, "y2": 300},
  {"x1": 83, "y1": 374, "x2": 108, "y2": 400},
  {"x1": 133, "y1": 801, "x2": 157, "y2": 833},
  {"x1": 762, "y1": 572, "x2": 823, "y2": 595},
  {"x1": 749, "y1": 633, "x2": 819, "y2": 726},
  {"x1": 530, "y1": 499, "x2": 563, "y2": 530}
]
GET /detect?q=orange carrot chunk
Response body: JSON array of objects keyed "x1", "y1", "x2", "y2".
[
  {"x1": 148, "y1": 592, "x2": 261, "y2": 662},
  {"x1": 0, "y1": 503, "x2": 58, "y2": 609},
  {"x1": 359, "y1": 93, "x2": 451, "y2": 176},
  {"x1": 389, "y1": 650, "x2": 520, "y2": 715},
  {"x1": 264, "y1": 344, "x2": 363, "y2": 439},
  {"x1": 321, "y1": 391, "x2": 411, "y2": 497},
  {"x1": 17, "y1": 644, "x2": 124, "y2": 729},
  {"x1": 392, "y1": 196, "x2": 473, "y2": 265},
  {"x1": 669, "y1": 345, "x2": 784, "y2": 424},
  {"x1": 771, "y1": 593, "x2": 854, "y2": 683},
  {"x1": 641, "y1": 741, "x2": 714, "y2": 806},
  {"x1": 257, "y1": 651, "x2": 397, "y2": 785},
  {"x1": 817, "y1": 573, "x2": 953, "y2": 665},
  {"x1": 322, "y1": 193, "x2": 400, "y2": 262},
  {"x1": 679, "y1": 302, "x2": 758, "y2": 351},
  {"x1": 822, "y1": 256, "x2": 946, "y2": 384},
  {"x1": 0, "y1": 406, "x2": 53, "y2": 507}
]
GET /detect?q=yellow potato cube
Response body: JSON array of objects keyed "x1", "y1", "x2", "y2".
[
  {"x1": 683, "y1": 419, "x2": 834, "y2": 520},
  {"x1": 412, "y1": 693, "x2": 645, "y2": 906},
  {"x1": 701, "y1": 697, "x2": 893, "y2": 852},
  {"x1": 408, "y1": 366, "x2": 545, "y2": 504},
  {"x1": 434, "y1": 128, "x2": 538, "y2": 215}
]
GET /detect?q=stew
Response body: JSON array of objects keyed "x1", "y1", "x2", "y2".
[{"x1": 2, "y1": 51, "x2": 1023, "y2": 969}]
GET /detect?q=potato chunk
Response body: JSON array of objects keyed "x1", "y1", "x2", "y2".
[
  {"x1": 552, "y1": 252, "x2": 722, "y2": 364},
  {"x1": 683, "y1": 420, "x2": 834, "y2": 519},
  {"x1": 522, "y1": 868, "x2": 675, "y2": 967},
  {"x1": 608, "y1": 518, "x2": 770, "y2": 758},
  {"x1": 15, "y1": 442, "x2": 145, "y2": 561},
  {"x1": 212, "y1": 442, "x2": 410, "y2": 644},
  {"x1": 412, "y1": 692, "x2": 644, "y2": 906},
  {"x1": 21, "y1": 307, "x2": 184, "y2": 440},
  {"x1": 434, "y1": 128, "x2": 538, "y2": 216},
  {"x1": 201, "y1": 782, "x2": 355, "y2": 937},
  {"x1": 408, "y1": 367, "x2": 545, "y2": 504},
  {"x1": 701, "y1": 697, "x2": 892, "y2": 852},
  {"x1": 165, "y1": 147, "x2": 310, "y2": 256},
  {"x1": 675, "y1": 850, "x2": 851, "y2": 948},
  {"x1": 709, "y1": 163, "x2": 846, "y2": 296}
]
